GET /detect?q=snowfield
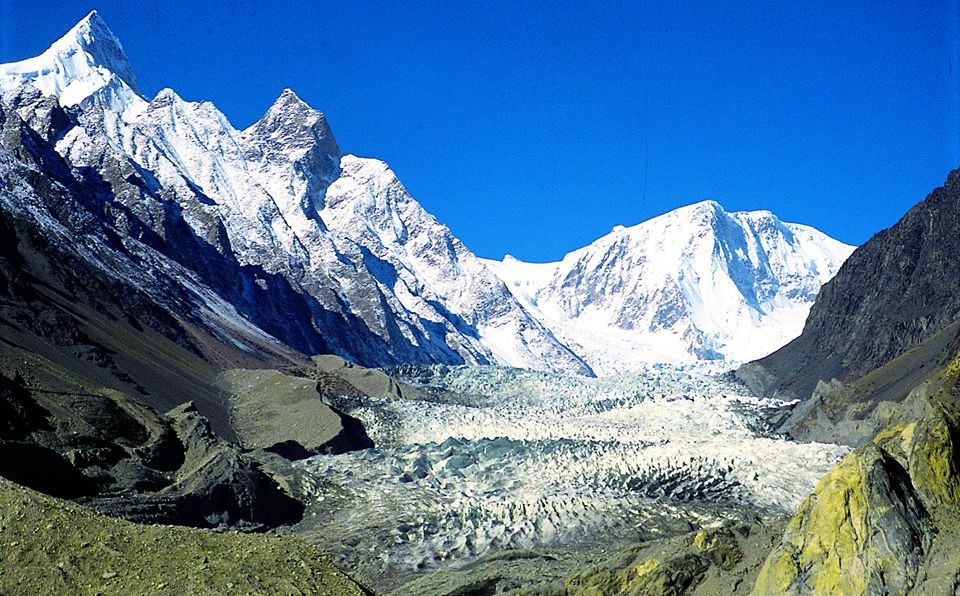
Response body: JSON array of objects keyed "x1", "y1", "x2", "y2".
[{"x1": 296, "y1": 366, "x2": 847, "y2": 575}]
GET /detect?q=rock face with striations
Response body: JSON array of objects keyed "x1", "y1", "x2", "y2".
[
  {"x1": 738, "y1": 168, "x2": 960, "y2": 406},
  {"x1": 751, "y1": 444, "x2": 930, "y2": 595}
]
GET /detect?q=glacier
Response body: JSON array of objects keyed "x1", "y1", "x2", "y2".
[
  {"x1": 0, "y1": 12, "x2": 860, "y2": 591},
  {"x1": 295, "y1": 365, "x2": 848, "y2": 579}
]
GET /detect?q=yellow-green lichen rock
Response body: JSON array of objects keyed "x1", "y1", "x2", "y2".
[
  {"x1": 908, "y1": 407, "x2": 960, "y2": 511},
  {"x1": 752, "y1": 445, "x2": 929, "y2": 595},
  {"x1": 874, "y1": 408, "x2": 960, "y2": 513},
  {"x1": 563, "y1": 554, "x2": 711, "y2": 596}
]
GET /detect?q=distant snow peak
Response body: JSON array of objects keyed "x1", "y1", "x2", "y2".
[
  {"x1": 483, "y1": 201, "x2": 854, "y2": 375},
  {"x1": 274, "y1": 87, "x2": 309, "y2": 109},
  {"x1": 259, "y1": 88, "x2": 322, "y2": 127},
  {"x1": 245, "y1": 87, "x2": 340, "y2": 161}
]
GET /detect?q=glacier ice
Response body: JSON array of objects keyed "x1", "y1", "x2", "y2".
[{"x1": 296, "y1": 366, "x2": 848, "y2": 574}]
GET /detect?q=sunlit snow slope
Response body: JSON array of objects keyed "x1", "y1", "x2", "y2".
[{"x1": 483, "y1": 201, "x2": 854, "y2": 375}]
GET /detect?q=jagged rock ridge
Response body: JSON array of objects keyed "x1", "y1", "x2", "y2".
[{"x1": 738, "y1": 167, "x2": 960, "y2": 403}]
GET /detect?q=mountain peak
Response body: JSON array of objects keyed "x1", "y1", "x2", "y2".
[
  {"x1": 0, "y1": 10, "x2": 140, "y2": 104},
  {"x1": 274, "y1": 87, "x2": 309, "y2": 108},
  {"x1": 69, "y1": 10, "x2": 108, "y2": 35},
  {"x1": 55, "y1": 11, "x2": 138, "y2": 90},
  {"x1": 258, "y1": 88, "x2": 320, "y2": 121},
  {"x1": 487, "y1": 199, "x2": 854, "y2": 374},
  {"x1": 679, "y1": 199, "x2": 724, "y2": 216},
  {"x1": 243, "y1": 88, "x2": 340, "y2": 156}
]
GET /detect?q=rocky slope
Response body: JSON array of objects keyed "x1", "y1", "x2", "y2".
[
  {"x1": 774, "y1": 319, "x2": 960, "y2": 446},
  {"x1": 0, "y1": 11, "x2": 590, "y2": 376},
  {"x1": 0, "y1": 369, "x2": 305, "y2": 529},
  {"x1": 738, "y1": 167, "x2": 960, "y2": 405},
  {"x1": 220, "y1": 367, "x2": 374, "y2": 458},
  {"x1": 0, "y1": 37, "x2": 385, "y2": 537},
  {"x1": 484, "y1": 201, "x2": 853, "y2": 374},
  {"x1": 0, "y1": 477, "x2": 371, "y2": 595},
  {"x1": 751, "y1": 353, "x2": 960, "y2": 594}
]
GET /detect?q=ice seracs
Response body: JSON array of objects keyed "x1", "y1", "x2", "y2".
[
  {"x1": 298, "y1": 365, "x2": 849, "y2": 572},
  {"x1": 483, "y1": 200, "x2": 855, "y2": 374}
]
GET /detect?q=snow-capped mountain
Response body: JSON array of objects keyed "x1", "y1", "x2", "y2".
[
  {"x1": 0, "y1": 12, "x2": 591, "y2": 375},
  {"x1": 0, "y1": 12, "x2": 853, "y2": 378},
  {"x1": 483, "y1": 201, "x2": 855, "y2": 375}
]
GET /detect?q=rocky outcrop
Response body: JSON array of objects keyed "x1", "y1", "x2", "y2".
[
  {"x1": 751, "y1": 445, "x2": 929, "y2": 595},
  {"x1": 753, "y1": 355, "x2": 960, "y2": 595},
  {"x1": 521, "y1": 524, "x2": 781, "y2": 596},
  {"x1": 219, "y1": 368, "x2": 374, "y2": 459},
  {"x1": 559, "y1": 531, "x2": 735, "y2": 596},
  {"x1": 0, "y1": 372, "x2": 303, "y2": 530}
]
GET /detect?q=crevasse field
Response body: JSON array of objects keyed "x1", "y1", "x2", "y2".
[{"x1": 295, "y1": 366, "x2": 847, "y2": 579}]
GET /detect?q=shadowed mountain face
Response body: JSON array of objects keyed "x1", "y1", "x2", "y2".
[
  {"x1": 738, "y1": 168, "x2": 960, "y2": 407},
  {"x1": 0, "y1": 96, "x2": 311, "y2": 433},
  {"x1": 0, "y1": 91, "x2": 375, "y2": 530}
]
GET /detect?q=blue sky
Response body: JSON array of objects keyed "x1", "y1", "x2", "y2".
[{"x1": 2, "y1": 1, "x2": 958, "y2": 261}]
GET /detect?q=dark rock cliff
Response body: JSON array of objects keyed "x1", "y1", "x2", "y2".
[{"x1": 738, "y1": 168, "x2": 960, "y2": 409}]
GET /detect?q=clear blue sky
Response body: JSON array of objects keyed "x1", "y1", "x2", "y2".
[{"x1": 2, "y1": 1, "x2": 958, "y2": 261}]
